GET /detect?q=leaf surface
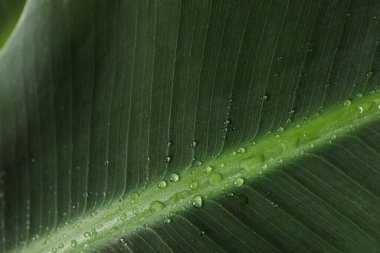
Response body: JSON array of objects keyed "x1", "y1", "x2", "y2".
[{"x1": 1, "y1": 0, "x2": 380, "y2": 252}]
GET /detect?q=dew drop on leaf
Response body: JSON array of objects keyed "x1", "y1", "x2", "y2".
[
  {"x1": 132, "y1": 207, "x2": 139, "y2": 215},
  {"x1": 192, "y1": 196, "x2": 203, "y2": 208},
  {"x1": 150, "y1": 200, "x2": 165, "y2": 210},
  {"x1": 343, "y1": 99, "x2": 351, "y2": 106},
  {"x1": 233, "y1": 178, "x2": 244, "y2": 187},
  {"x1": 169, "y1": 173, "x2": 179, "y2": 182},
  {"x1": 238, "y1": 147, "x2": 246, "y2": 153},
  {"x1": 209, "y1": 172, "x2": 223, "y2": 184},
  {"x1": 190, "y1": 180, "x2": 199, "y2": 189},
  {"x1": 158, "y1": 180, "x2": 167, "y2": 189},
  {"x1": 131, "y1": 192, "x2": 139, "y2": 200},
  {"x1": 163, "y1": 218, "x2": 171, "y2": 224},
  {"x1": 164, "y1": 156, "x2": 171, "y2": 163},
  {"x1": 71, "y1": 240, "x2": 78, "y2": 248},
  {"x1": 204, "y1": 165, "x2": 213, "y2": 173}
]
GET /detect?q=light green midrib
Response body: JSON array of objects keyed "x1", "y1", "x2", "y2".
[{"x1": 17, "y1": 90, "x2": 380, "y2": 253}]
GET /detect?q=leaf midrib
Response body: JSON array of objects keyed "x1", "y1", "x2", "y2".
[{"x1": 17, "y1": 90, "x2": 380, "y2": 253}]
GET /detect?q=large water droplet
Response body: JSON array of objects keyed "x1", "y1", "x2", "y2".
[{"x1": 192, "y1": 196, "x2": 203, "y2": 208}]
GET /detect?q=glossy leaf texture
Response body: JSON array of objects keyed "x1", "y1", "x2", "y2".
[{"x1": 1, "y1": 0, "x2": 380, "y2": 252}]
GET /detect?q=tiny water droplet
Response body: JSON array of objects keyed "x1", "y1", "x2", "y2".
[
  {"x1": 273, "y1": 73, "x2": 279, "y2": 77},
  {"x1": 131, "y1": 192, "x2": 139, "y2": 200},
  {"x1": 237, "y1": 147, "x2": 246, "y2": 153},
  {"x1": 164, "y1": 156, "x2": 171, "y2": 163},
  {"x1": 366, "y1": 71, "x2": 374, "y2": 78},
  {"x1": 230, "y1": 151, "x2": 237, "y2": 156},
  {"x1": 169, "y1": 173, "x2": 179, "y2": 182},
  {"x1": 343, "y1": 99, "x2": 351, "y2": 106},
  {"x1": 204, "y1": 165, "x2": 213, "y2": 173},
  {"x1": 190, "y1": 180, "x2": 199, "y2": 190},
  {"x1": 261, "y1": 164, "x2": 268, "y2": 169},
  {"x1": 210, "y1": 172, "x2": 223, "y2": 184},
  {"x1": 167, "y1": 141, "x2": 173, "y2": 147},
  {"x1": 261, "y1": 95, "x2": 269, "y2": 101},
  {"x1": 191, "y1": 140, "x2": 197, "y2": 148},
  {"x1": 132, "y1": 207, "x2": 139, "y2": 215},
  {"x1": 278, "y1": 127, "x2": 284, "y2": 132},
  {"x1": 163, "y1": 218, "x2": 171, "y2": 224},
  {"x1": 195, "y1": 160, "x2": 202, "y2": 166},
  {"x1": 192, "y1": 196, "x2": 203, "y2": 208},
  {"x1": 71, "y1": 240, "x2": 78, "y2": 248},
  {"x1": 104, "y1": 160, "x2": 109, "y2": 166},
  {"x1": 158, "y1": 180, "x2": 167, "y2": 189},
  {"x1": 233, "y1": 178, "x2": 244, "y2": 187},
  {"x1": 198, "y1": 231, "x2": 206, "y2": 236},
  {"x1": 277, "y1": 56, "x2": 283, "y2": 61}
]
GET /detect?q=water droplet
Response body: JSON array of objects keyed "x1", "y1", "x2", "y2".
[
  {"x1": 261, "y1": 95, "x2": 269, "y2": 101},
  {"x1": 195, "y1": 160, "x2": 202, "y2": 166},
  {"x1": 121, "y1": 212, "x2": 130, "y2": 221},
  {"x1": 227, "y1": 192, "x2": 234, "y2": 197},
  {"x1": 158, "y1": 180, "x2": 167, "y2": 189},
  {"x1": 343, "y1": 99, "x2": 351, "y2": 106},
  {"x1": 164, "y1": 156, "x2": 171, "y2": 163},
  {"x1": 132, "y1": 207, "x2": 139, "y2": 215},
  {"x1": 169, "y1": 173, "x2": 179, "y2": 182},
  {"x1": 163, "y1": 218, "x2": 171, "y2": 224},
  {"x1": 204, "y1": 165, "x2": 213, "y2": 173},
  {"x1": 198, "y1": 231, "x2": 206, "y2": 236},
  {"x1": 190, "y1": 180, "x2": 199, "y2": 190},
  {"x1": 261, "y1": 164, "x2": 268, "y2": 169},
  {"x1": 273, "y1": 73, "x2": 279, "y2": 77},
  {"x1": 358, "y1": 106, "x2": 364, "y2": 114},
  {"x1": 191, "y1": 140, "x2": 197, "y2": 148},
  {"x1": 84, "y1": 231, "x2": 91, "y2": 238},
  {"x1": 210, "y1": 172, "x2": 223, "y2": 184},
  {"x1": 192, "y1": 196, "x2": 203, "y2": 208},
  {"x1": 104, "y1": 160, "x2": 109, "y2": 166},
  {"x1": 167, "y1": 141, "x2": 173, "y2": 147},
  {"x1": 237, "y1": 147, "x2": 246, "y2": 153},
  {"x1": 277, "y1": 56, "x2": 283, "y2": 61},
  {"x1": 230, "y1": 151, "x2": 237, "y2": 156},
  {"x1": 131, "y1": 192, "x2": 139, "y2": 200},
  {"x1": 71, "y1": 240, "x2": 78, "y2": 248},
  {"x1": 233, "y1": 178, "x2": 244, "y2": 187},
  {"x1": 150, "y1": 200, "x2": 165, "y2": 210}
]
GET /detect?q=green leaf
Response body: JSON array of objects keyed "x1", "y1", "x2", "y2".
[
  {"x1": 0, "y1": 0, "x2": 25, "y2": 49},
  {"x1": 1, "y1": 0, "x2": 380, "y2": 252}
]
